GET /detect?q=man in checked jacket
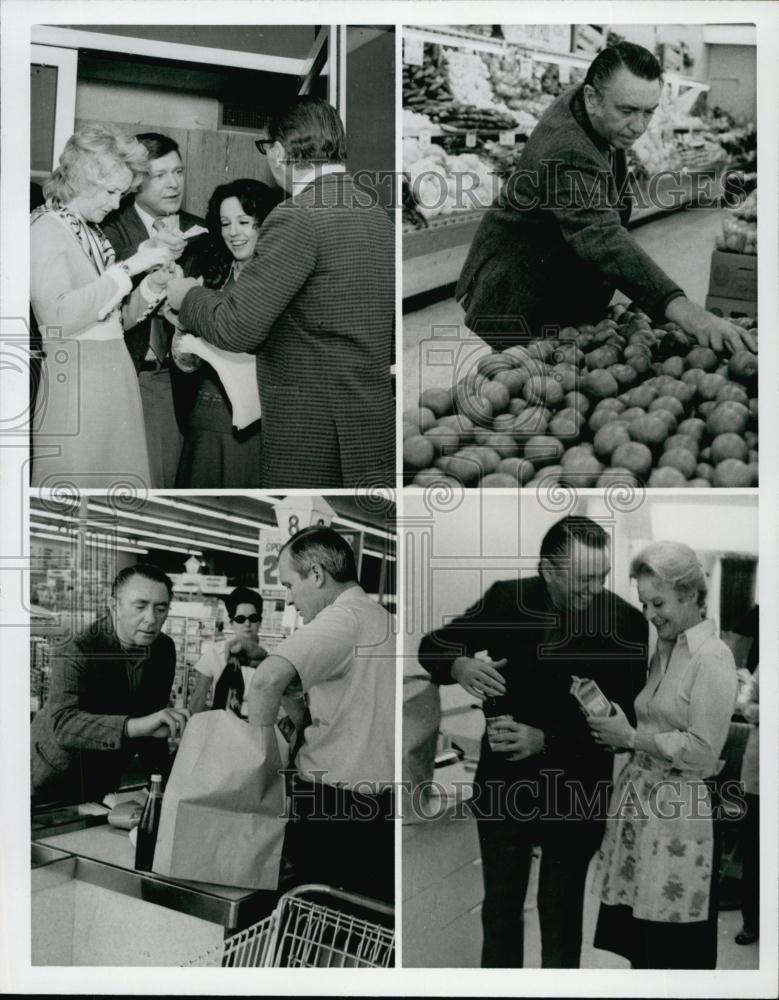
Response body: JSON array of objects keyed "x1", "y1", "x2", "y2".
[
  {"x1": 456, "y1": 41, "x2": 755, "y2": 355},
  {"x1": 31, "y1": 565, "x2": 187, "y2": 806},
  {"x1": 166, "y1": 96, "x2": 394, "y2": 489}
]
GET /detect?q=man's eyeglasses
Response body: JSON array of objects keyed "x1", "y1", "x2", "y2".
[
  {"x1": 232, "y1": 614, "x2": 261, "y2": 624},
  {"x1": 254, "y1": 139, "x2": 272, "y2": 156}
]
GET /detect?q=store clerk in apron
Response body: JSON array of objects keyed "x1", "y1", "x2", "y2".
[{"x1": 189, "y1": 587, "x2": 268, "y2": 717}]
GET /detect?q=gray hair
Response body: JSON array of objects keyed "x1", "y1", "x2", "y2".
[
  {"x1": 280, "y1": 526, "x2": 358, "y2": 583},
  {"x1": 43, "y1": 122, "x2": 149, "y2": 204},
  {"x1": 630, "y1": 541, "x2": 707, "y2": 608}
]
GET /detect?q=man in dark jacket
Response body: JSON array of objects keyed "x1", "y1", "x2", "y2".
[
  {"x1": 102, "y1": 134, "x2": 207, "y2": 488},
  {"x1": 166, "y1": 97, "x2": 394, "y2": 488},
  {"x1": 31, "y1": 564, "x2": 187, "y2": 806},
  {"x1": 418, "y1": 515, "x2": 648, "y2": 968},
  {"x1": 456, "y1": 42, "x2": 754, "y2": 355}
]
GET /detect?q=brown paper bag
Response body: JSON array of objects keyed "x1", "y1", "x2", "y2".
[{"x1": 153, "y1": 710, "x2": 286, "y2": 889}]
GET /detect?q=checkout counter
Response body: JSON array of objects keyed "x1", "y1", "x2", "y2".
[{"x1": 32, "y1": 806, "x2": 279, "y2": 966}]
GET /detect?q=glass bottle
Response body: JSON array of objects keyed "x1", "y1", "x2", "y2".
[{"x1": 134, "y1": 774, "x2": 164, "y2": 872}]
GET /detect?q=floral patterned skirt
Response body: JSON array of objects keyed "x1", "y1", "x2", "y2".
[{"x1": 591, "y1": 752, "x2": 714, "y2": 923}]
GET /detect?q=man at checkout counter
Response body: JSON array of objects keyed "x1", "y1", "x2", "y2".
[
  {"x1": 31, "y1": 564, "x2": 189, "y2": 807},
  {"x1": 248, "y1": 527, "x2": 395, "y2": 902}
]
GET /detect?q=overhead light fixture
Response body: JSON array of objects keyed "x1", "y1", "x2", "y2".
[
  {"x1": 88, "y1": 501, "x2": 259, "y2": 546},
  {"x1": 30, "y1": 529, "x2": 150, "y2": 556},
  {"x1": 151, "y1": 496, "x2": 270, "y2": 530},
  {"x1": 33, "y1": 511, "x2": 208, "y2": 555}
]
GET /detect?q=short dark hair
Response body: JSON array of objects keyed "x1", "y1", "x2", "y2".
[
  {"x1": 135, "y1": 132, "x2": 181, "y2": 162},
  {"x1": 268, "y1": 96, "x2": 347, "y2": 166},
  {"x1": 224, "y1": 586, "x2": 263, "y2": 620},
  {"x1": 198, "y1": 178, "x2": 282, "y2": 287},
  {"x1": 584, "y1": 41, "x2": 663, "y2": 91},
  {"x1": 280, "y1": 526, "x2": 358, "y2": 583},
  {"x1": 539, "y1": 516, "x2": 609, "y2": 568},
  {"x1": 112, "y1": 563, "x2": 173, "y2": 599}
]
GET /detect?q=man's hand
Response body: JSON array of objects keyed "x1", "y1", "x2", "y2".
[
  {"x1": 228, "y1": 635, "x2": 268, "y2": 664},
  {"x1": 165, "y1": 276, "x2": 201, "y2": 310},
  {"x1": 488, "y1": 720, "x2": 545, "y2": 761},
  {"x1": 451, "y1": 655, "x2": 507, "y2": 699},
  {"x1": 126, "y1": 708, "x2": 190, "y2": 740},
  {"x1": 665, "y1": 296, "x2": 757, "y2": 354},
  {"x1": 588, "y1": 702, "x2": 635, "y2": 751},
  {"x1": 145, "y1": 227, "x2": 188, "y2": 260}
]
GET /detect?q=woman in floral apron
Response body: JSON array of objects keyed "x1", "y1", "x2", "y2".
[{"x1": 587, "y1": 540, "x2": 737, "y2": 968}]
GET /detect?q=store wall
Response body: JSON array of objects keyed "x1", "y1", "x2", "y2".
[
  {"x1": 76, "y1": 80, "x2": 221, "y2": 131},
  {"x1": 345, "y1": 26, "x2": 395, "y2": 211},
  {"x1": 65, "y1": 23, "x2": 317, "y2": 59},
  {"x1": 75, "y1": 115, "x2": 273, "y2": 218},
  {"x1": 612, "y1": 24, "x2": 706, "y2": 78},
  {"x1": 705, "y1": 44, "x2": 757, "y2": 122}
]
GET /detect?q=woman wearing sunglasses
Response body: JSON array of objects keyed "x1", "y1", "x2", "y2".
[{"x1": 189, "y1": 587, "x2": 267, "y2": 716}]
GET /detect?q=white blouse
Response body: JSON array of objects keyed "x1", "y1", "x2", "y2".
[{"x1": 633, "y1": 618, "x2": 737, "y2": 776}]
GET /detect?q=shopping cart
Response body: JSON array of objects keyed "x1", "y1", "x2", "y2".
[{"x1": 185, "y1": 884, "x2": 395, "y2": 968}]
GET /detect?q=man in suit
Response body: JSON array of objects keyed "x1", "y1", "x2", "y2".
[
  {"x1": 30, "y1": 564, "x2": 188, "y2": 806},
  {"x1": 417, "y1": 516, "x2": 648, "y2": 968},
  {"x1": 166, "y1": 97, "x2": 394, "y2": 488},
  {"x1": 456, "y1": 41, "x2": 755, "y2": 355},
  {"x1": 102, "y1": 134, "x2": 207, "y2": 488}
]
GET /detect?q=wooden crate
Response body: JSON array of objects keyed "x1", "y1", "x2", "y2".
[
  {"x1": 708, "y1": 249, "x2": 757, "y2": 301},
  {"x1": 705, "y1": 294, "x2": 756, "y2": 320}
]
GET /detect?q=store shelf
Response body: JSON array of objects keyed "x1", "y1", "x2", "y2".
[
  {"x1": 404, "y1": 24, "x2": 591, "y2": 69},
  {"x1": 403, "y1": 210, "x2": 484, "y2": 297},
  {"x1": 402, "y1": 161, "x2": 731, "y2": 296}
]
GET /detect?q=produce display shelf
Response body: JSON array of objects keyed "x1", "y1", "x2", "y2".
[
  {"x1": 404, "y1": 23, "x2": 592, "y2": 69},
  {"x1": 406, "y1": 127, "x2": 530, "y2": 139},
  {"x1": 402, "y1": 161, "x2": 730, "y2": 296}
]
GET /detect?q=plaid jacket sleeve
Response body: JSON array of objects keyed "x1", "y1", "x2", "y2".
[
  {"x1": 546, "y1": 145, "x2": 684, "y2": 320},
  {"x1": 178, "y1": 204, "x2": 317, "y2": 353},
  {"x1": 48, "y1": 639, "x2": 127, "y2": 752}
]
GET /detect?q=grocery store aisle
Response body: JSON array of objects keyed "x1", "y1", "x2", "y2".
[
  {"x1": 404, "y1": 820, "x2": 759, "y2": 969},
  {"x1": 402, "y1": 206, "x2": 728, "y2": 408}
]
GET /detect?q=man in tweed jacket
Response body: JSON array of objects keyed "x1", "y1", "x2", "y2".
[
  {"x1": 457, "y1": 42, "x2": 754, "y2": 354},
  {"x1": 102, "y1": 133, "x2": 207, "y2": 488},
  {"x1": 31, "y1": 565, "x2": 185, "y2": 805},
  {"x1": 167, "y1": 98, "x2": 394, "y2": 489}
]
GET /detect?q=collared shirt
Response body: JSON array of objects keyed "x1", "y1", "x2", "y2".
[
  {"x1": 272, "y1": 585, "x2": 395, "y2": 791},
  {"x1": 134, "y1": 202, "x2": 180, "y2": 239},
  {"x1": 634, "y1": 618, "x2": 737, "y2": 776},
  {"x1": 133, "y1": 203, "x2": 180, "y2": 361}
]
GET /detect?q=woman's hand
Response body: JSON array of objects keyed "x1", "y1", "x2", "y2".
[
  {"x1": 588, "y1": 702, "x2": 635, "y2": 751},
  {"x1": 146, "y1": 261, "x2": 183, "y2": 295},
  {"x1": 124, "y1": 246, "x2": 172, "y2": 277}
]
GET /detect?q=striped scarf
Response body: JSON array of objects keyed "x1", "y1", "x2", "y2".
[{"x1": 31, "y1": 199, "x2": 116, "y2": 275}]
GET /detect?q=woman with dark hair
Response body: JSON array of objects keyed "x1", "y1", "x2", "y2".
[
  {"x1": 173, "y1": 179, "x2": 281, "y2": 487},
  {"x1": 188, "y1": 587, "x2": 268, "y2": 716},
  {"x1": 587, "y1": 541, "x2": 738, "y2": 969}
]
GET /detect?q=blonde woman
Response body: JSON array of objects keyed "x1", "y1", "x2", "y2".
[
  {"x1": 31, "y1": 123, "x2": 175, "y2": 488},
  {"x1": 588, "y1": 541, "x2": 737, "y2": 969}
]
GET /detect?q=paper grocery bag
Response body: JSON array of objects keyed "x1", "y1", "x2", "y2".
[{"x1": 153, "y1": 710, "x2": 286, "y2": 889}]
